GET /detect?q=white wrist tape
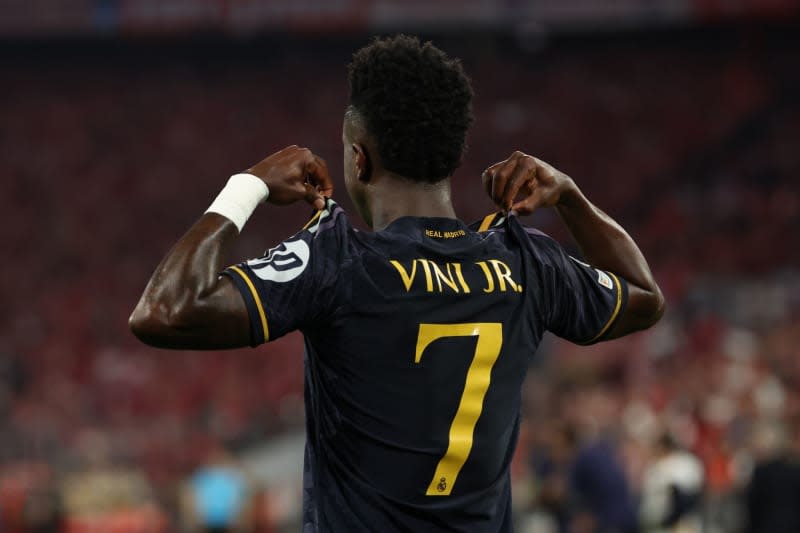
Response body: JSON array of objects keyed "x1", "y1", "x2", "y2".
[{"x1": 205, "y1": 173, "x2": 269, "y2": 232}]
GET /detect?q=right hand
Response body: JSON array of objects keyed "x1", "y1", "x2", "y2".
[{"x1": 246, "y1": 145, "x2": 334, "y2": 210}]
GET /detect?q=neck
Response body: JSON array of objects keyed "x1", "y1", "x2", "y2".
[{"x1": 366, "y1": 174, "x2": 457, "y2": 231}]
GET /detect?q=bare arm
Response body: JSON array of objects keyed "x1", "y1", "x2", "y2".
[
  {"x1": 130, "y1": 146, "x2": 333, "y2": 349},
  {"x1": 483, "y1": 151, "x2": 665, "y2": 339},
  {"x1": 129, "y1": 214, "x2": 247, "y2": 349},
  {"x1": 553, "y1": 184, "x2": 664, "y2": 337}
]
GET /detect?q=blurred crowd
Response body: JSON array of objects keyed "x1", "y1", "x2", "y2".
[
  {"x1": 0, "y1": 28, "x2": 798, "y2": 531},
  {"x1": 512, "y1": 309, "x2": 800, "y2": 533}
]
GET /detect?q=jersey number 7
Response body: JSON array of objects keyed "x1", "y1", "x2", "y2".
[{"x1": 414, "y1": 323, "x2": 503, "y2": 496}]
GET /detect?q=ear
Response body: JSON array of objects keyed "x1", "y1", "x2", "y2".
[{"x1": 352, "y1": 143, "x2": 372, "y2": 183}]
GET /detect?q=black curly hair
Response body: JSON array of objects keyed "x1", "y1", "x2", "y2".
[{"x1": 347, "y1": 35, "x2": 474, "y2": 183}]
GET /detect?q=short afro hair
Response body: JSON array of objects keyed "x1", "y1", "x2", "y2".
[{"x1": 347, "y1": 35, "x2": 474, "y2": 183}]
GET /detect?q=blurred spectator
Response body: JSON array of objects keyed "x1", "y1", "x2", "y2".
[
  {"x1": 569, "y1": 430, "x2": 639, "y2": 533},
  {"x1": 745, "y1": 416, "x2": 800, "y2": 533},
  {"x1": 0, "y1": 462, "x2": 54, "y2": 533},
  {"x1": 639, "y1": 434, "x2": 704, "y2": 532},
  {"x1": 59, "y1": 430, "x2": 166, "y2": 533},
  {"x1": 531, "y1": 421, "x2": 638, "y2": 533},
  {"x1": 182, "y1": 444, "x2": 253, "y2": 533},
  {"x1": 21, "y1": 484, "x2": 63, "y2": 533}
]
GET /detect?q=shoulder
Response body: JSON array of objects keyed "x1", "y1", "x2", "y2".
[
  {"x1": 236, "y1": 199, "x2": 351, "y2": 286},
  {"x1": 299, "y1": 198, "x2": 351, "y2": 239},
  {"x1": 469, "y1": 211, "x2": 565, "y2": 263},
  {"x1": 469, "y1": 211, "x2": 554, "y2": 240},
  {"x1": 281, "y1": 199, "x2": 353, "y2": 259}
]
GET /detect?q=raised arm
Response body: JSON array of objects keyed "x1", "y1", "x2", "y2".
[
  {"x1": 482, "y1": 150, "x2": 664, "y2": 339},
  {"x1": 129, "y1": 146, "x2": 333, "y2": 350}
]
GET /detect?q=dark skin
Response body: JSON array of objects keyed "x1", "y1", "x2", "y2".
[
  {"x1": 482, "y1": 150, "x2": 665, "y2": 335},
  {"x1": 130, "y1": 145, "x2": 333, "y2": 349},
  {"x1": 130, "y1": 114, "x2": 664, "y2": 349}
]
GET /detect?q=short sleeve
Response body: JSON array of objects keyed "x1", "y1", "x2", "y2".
[
  {"x1": 531, "y1": 234, "x2": 628, "y2": 345},
  {"x1": 222, "y1": 202, "x2": 346, "y2": 346}
]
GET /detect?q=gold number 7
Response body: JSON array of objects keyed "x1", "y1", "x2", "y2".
[{"x1": 414, "y1": 322, "x2": 503, "y2": 496}]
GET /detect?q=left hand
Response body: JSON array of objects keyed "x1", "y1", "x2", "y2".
[{"x1": 482, "y1": 151, "x2": 576, "y2": 215}]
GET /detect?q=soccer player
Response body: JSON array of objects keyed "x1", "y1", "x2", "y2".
[{"x1": 131, "y1": 35, "x2": 664, "y2": 532}]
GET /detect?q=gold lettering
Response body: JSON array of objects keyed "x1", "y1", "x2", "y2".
[
  {"x1": 424, "y1": 229, "x2": 466, "y2": 239},
  {"x1": 475, "y1": 261, "x2": 495, "y2": 293},
  {"x1": 451, "y1": 263, "x2": 471, "y2": 293},
  {"x1": 430, "y1": 262, "x2": 461, "y2": 293},
  {"x1": 489, "y1": 260, "x2": 521, "y2": 292},
  {"x1": 393, "y1": 259, "x2": 517, "y2": 295},
  {"x1": 419, "y1": 259, "x2": 434, "y2": 292},
  {"x1": 390, "y1": 260, "x2": 418, "y2": 292}
]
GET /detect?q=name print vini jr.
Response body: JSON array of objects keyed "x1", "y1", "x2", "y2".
[{"x1": 389, "y1": 258, "x2": 523, "y2": 294}]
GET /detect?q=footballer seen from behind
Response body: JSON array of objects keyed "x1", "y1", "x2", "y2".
[{"x1": 131, "y1": 35, "x2": 664, "y2": 532}]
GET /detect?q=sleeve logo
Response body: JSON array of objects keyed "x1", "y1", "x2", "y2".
[
  {"x1": 247, "y1": 239, "x2": 310, "y2": 282},
  {"x1": 596, "y1": 269, "x2": 613, "y2": 290}
]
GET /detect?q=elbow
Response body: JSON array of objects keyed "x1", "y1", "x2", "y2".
[
  {"x1": 603, "y1": 284, "x2": 665, "y2": 341},
  {"x1": 642, "y1": 287, "x2": 666, "y2": 329},
  {"x1": 129, "y1": 304, "x2": 167, "y2": 347},
  {"x1": 129, "y1": 301, "x2": 192, "y2": 348}
]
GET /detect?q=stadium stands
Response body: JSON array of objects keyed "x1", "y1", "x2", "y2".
[{"x1": 1, "y1": 31, "x2": 798, "y2": 531}]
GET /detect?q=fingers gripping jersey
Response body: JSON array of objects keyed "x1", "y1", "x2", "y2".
[{"x1": 223, "y1": 201, "x2": 627, "y2": 533}]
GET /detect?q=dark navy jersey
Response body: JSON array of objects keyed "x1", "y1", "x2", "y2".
[{"x1": 223, "y1": 200, "x2": 627, "y2": 533}]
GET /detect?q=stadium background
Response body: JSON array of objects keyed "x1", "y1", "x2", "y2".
[{"x1": 1, "y1": 1, "x2": 799, "y2": 531}]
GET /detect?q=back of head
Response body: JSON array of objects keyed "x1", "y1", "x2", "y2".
[{"x1": 347, "y1": 35, "x2": 474, "y2": 183}]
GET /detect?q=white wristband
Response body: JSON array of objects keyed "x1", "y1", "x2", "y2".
[{"x1": 205, "y1": 173, "x2": 269, "y2": 232}]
